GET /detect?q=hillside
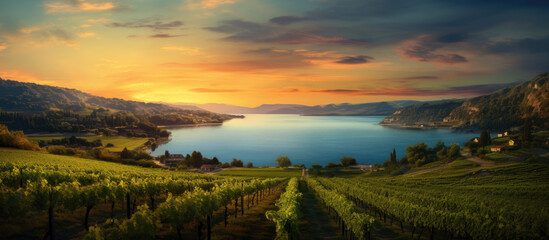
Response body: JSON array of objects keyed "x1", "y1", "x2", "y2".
[
  {"x1": 380, "y1": 72, "x2": 549, "y2": 130},
  {"x1": 0, "y1": 78, "x2": 239, "y2": 132}
]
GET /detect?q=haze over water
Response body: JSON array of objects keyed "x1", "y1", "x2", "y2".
[{"x1": 152, "y1": 114, "x2": 479, "y2": 167}]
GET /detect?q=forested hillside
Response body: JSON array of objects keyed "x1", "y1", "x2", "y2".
[
  {"x1": 0, "y1": 79, "x2": 240, "y2": 134},
  {"x1": 381, "y1": 73, "x2": 549, "y2": 130}
]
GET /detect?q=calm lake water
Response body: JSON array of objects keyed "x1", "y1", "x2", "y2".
[{"x1": 151, "y1": 114, "x2": 479, "y2": 167}]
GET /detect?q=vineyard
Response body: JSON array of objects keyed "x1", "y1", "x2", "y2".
[{"x1": 1, "y1": 147, "x2": 549, "y2": 239}]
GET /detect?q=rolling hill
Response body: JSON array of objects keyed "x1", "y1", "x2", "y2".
[
  {"x1": 380, "y1": 72, "x2": 549, "y2": 130},
  {"x1": 0, "y1": 78, "x2": 239, "y2": 130}
]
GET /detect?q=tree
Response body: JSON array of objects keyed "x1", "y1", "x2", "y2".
[
  {"x1": 231, "y1": 158, "x2": 243, "y2": 167},
  {"x1": 246, "y1": 162, "x2": 253, "y2": 168},
  {"x1": 388, "y1": 148, "x2": 397, "y2": 169},
  {"x1": 405, "y1": 142, "x2": 430, "y2": 167},
  {"x1": 190, "y1": 151, "x2": 203, "y2": 168},
  {"x1": 523, "y1": 119, "x2": 532, "y2": 143},
  {"x1": 326, "y1": 162, "x2": 342, "y2": 168},
  {"x1": 340, "y1": 156, "x2": 357, "y2": 167},
  {"x1": 311, "y1": 164, "x2": 322, "y2": 169},
  {"x1": 275, "y1": 156, "x2": 292, "y2": 168},
  {"x1": 121, "y1": 147, "x2": 133, "y2": 159},
  {"x1": 211, "y1": 157, "x2": 220, "y2": 165},
  {"x1": 479, "y1": 130, "x2": 491, "y2": 147},
  {"x1": 221, "y1": 162, "x2": 231, "y2": 168},
  {"x1": 164, "y1": 150, "x2": 170, "y2": 159}
]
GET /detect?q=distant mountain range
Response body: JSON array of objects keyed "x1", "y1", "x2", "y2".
[
  {"x1": 169, "y1": 100, "x2": 458, "y2": 116},
  {"x1": 381, "y1": 72, "x2": 549, "y2": 130}
]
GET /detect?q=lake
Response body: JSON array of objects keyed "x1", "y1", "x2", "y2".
[{"x1": 151, "y1": 114, "x2": 479, "y2": 167}]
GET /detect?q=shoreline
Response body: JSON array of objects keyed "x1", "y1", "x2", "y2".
[{"x1": 158, "y1": 122, "x2": 224, "y2": 128}]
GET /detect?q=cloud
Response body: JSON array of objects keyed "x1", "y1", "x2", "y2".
[
  {"x1": 161, "y1": 46, "x2": 200, "y2": 55},
  {"x1": 189, "y1": 88, "x2": 241, "y2": 93},
  {"x1": 481, "y1": 36, "x2": 549, "y2": 71},
  {"x1": 45, "y1": 0, "x2": 115, "y2": 13},
  {"x1": 0, "y1": 43, "x2": 6, "y2": 51},
  {"x1": 398, "y1": 35, "x2": 467, "y2": 64},
  {"x1": 335, "y1": 55, "x2": 374, "y2": 64},
  {"x1": 162, "y1": 59, "x2": 310, "y2": 72},
  {"x1": 22, "y1": 27, "x2": 76, "y2": 47},
  {"x1": 379, "y1": 76, "x2": 440, "y2": 82},
  {"x1": 149, "y1": 34, "x2": 185, "y2": 38},
  {"x1": 269, "y1": 16, "x2": 309, "y2": 25},
  {"x1": 205, "y1": 19, "x2": 368, "y2": 45},
  {"x1": 109, "y1": 20, "x2": 183, "y2": 30},
  {"x1": 311, "y1": 83, "x2": 512, "y2": 97},
  {"x1": 78, "y1": 32, "x2": 95, "y2": 38},
  {"x1": 187, "y1": 0, "x2": 236, "y2": 9}
]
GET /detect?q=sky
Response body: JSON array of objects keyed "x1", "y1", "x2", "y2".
[{"x1": 0, "y1": 0, "x2": 548, "y2": 107}]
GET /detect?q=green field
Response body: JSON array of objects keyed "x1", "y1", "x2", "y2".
[
  {"x1": 28, "y1": 136, "x2": 149, "y2": 152},
  {"x1": 1, "y1": 146, "x2": 549, "y2": 239},
  {"x1": 484, "y1": 152, "x2": 511, "y2": 161}
]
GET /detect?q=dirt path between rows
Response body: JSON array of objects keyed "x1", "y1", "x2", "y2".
[{"x1": 298, "y1": 181, "x2": 341, "y2": 240}]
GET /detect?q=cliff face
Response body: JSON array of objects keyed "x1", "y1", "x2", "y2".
[{"x1": 380, "y1": 72, "x2": 549, "y2": 130}]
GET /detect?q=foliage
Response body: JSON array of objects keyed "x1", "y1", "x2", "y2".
[
  {"x1": 340, "y1": 156, "x2": 357, "y2": 167},
  {"x1": 266, "y1": 178, "x2": 302, "y2": 240},
  {"x1": 231, "y1": 158, "x2": 244, "y2": 167},
  {"x1": 276, "y1": 156, "x2": 292, "y2": 168},
  {"x1": 0, "y1": 125, "x2": 40, "y2": 150}
]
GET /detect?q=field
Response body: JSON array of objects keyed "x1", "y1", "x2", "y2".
[
  {"x1": 1, "y1": 147, "x2": 548, "y2": 240},
  {"x1": 28, "y1": 135, "x2": 150, "y2": 152}
]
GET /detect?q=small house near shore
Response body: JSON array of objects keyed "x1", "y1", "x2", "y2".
[
  {"x1": 200, "y1": 164, "x2": 216, "y2": 172},
  {"x1": 164, "y1": 154, "x2": 185, "y2": 166},
  {"x1": 490, "y1": 145, "x2": 505, "y2": 152}
]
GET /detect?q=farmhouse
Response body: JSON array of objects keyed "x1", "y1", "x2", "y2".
[
  {"x1": 490, "y1": 145, "x2": 505, "y2": 152},
  {"x1": 473, "y1": 137, "x2": 479, "y2": 143},
  {"x1": 164, "y1": 154, "x2": 185, "y2": 166},
  {"x1": 509, "y1": 139, "x2": 516, "y2": 146},
  {"x1": 200, "y1": 164, "x2": 216, "y2": 172}
]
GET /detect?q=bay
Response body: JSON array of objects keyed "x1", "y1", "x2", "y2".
[{"x1": 151, "y1": 114, "x2": 480, "y2": 167}]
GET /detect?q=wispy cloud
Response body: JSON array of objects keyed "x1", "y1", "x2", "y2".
[
  {"x1": 109, "y1": 20, "x2": 183, "y2": 30},
  {"x1": 334, "y1": 55, "x2": 374, "y2": 64},
  {"x1": 161, "y1": 46, "x2": 201, "y2": 55},
  {"x1": 269, "y1": 16, "x2": 309, "y2": 25},
  {"x1": 149, "y1": 34, "x2": 185, "y2": 38},
  {"x1": 78, "y1": 32, "x2": 95, "y2": 38},
  {"x1": 45, "y1": 0, "x2": 115, "y2": 13},
  {"x1": 187, "y1": 0, "x2": 236, "y2": 9},
  {"x1": 311, "y1": 83, "x2": 511, "y2": 96},
  {"x1": 205, "y1": 19, "x2": 368, "y2": 45},
  {"x1": 398, "y1": 35, "x2": 467, "y2": 64}
]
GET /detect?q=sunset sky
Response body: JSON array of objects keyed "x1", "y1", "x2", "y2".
[{"x1": 0, "y1": 0, "x2": 548, "y2": 107}]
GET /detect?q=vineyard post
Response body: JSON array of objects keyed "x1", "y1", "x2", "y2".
[
  {"x1": 224, "y1": 205, "x2": 228, "y2": 227},
  {"x1": 110, "y1": 201, "x2": 115, "y2": 219},
  {"x1": 126, "y1": 193, "x2": 131, "y2": 219},
  {"x1": 84, "y1": 205, "x2": 93, "y2": 231},
  {"x1": 234, "y1": 197, "x2": 238, "y2": 219},
  {"x1": 198, "y1": 221, "x2": 203, "y2": 240},
  {"x1": 150, "y1": 196, "x2": 155, "y2": 211},
  {"x1": 240, "y1": 194, "x2": 244, "y2": 216}
]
